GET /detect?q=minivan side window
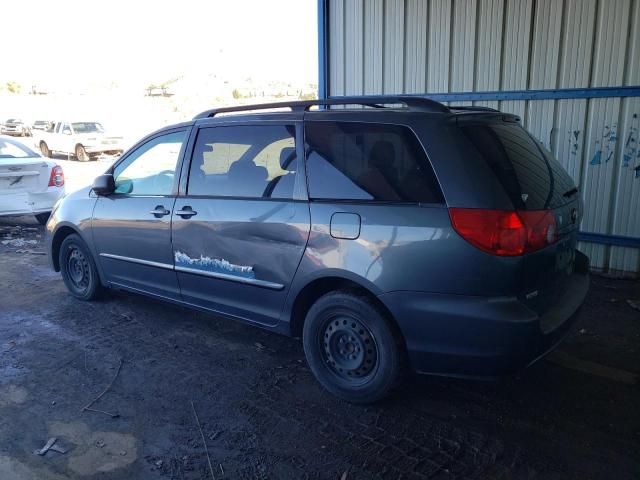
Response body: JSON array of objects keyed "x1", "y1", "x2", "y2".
[
  {"x1": 188, "y1": 125, "x2": 297, "y2": 199},
  {"x1": 112, "y1": 130, "x2": 186, "y2": 196},
  {"x1": 305, "y1": 122, "x2": 444, "y2": 204}
]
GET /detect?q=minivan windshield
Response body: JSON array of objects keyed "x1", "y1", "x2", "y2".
[{"x1": 461, "y1": 123, "x2": 576, "y2": 210}]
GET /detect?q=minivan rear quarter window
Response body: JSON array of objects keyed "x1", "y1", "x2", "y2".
[{"x1": 305, "y1": 122, "x2": 444, "y2": 204}]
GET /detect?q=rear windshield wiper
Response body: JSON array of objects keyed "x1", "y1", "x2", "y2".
[{"x1": 562, "y1": 187, "x2": 578, "y2": 198}]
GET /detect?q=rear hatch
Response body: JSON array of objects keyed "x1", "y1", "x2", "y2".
[
  {"x1": 458, "y1": 119, "x2": 582, "y2": 317},
  {"x1": 0, "y1": 159, "x2": 50, "y2": 194},
  {"x1": 0, "y1": 139, "x2": 50, "y2": 194}
]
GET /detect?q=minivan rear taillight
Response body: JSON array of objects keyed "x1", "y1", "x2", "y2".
[
  {"x1": 48, "y1": 165, "x2": 64, "y2": 187},
  {"x1": 449, "y1": 208, "x2": 556, "y2": 256}
]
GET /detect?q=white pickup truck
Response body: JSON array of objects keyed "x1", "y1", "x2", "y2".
[{"x1": 35, "y1": 121, "x2": 124, "y2": 161}]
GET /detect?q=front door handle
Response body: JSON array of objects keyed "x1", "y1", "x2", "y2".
[
  {"x1": 175, "y1": 206, "x2": 197, "y2": 218},
  {"x1": 149, "y1": 205, "x2": 170, "y2": 217}
]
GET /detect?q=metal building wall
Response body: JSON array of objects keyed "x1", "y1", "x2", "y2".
[{"x1": 325, "y1": 0, "x2": 640, "y2": 275}]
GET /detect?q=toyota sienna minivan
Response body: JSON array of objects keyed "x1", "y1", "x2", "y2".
[{"x1": 46, "y1": 96, "x2": 589, "y2": 403}]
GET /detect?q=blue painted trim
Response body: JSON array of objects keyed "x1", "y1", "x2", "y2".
[
  {"x1": 317, "y1": 0, "x2": 328, "y2": 100},
  {"x1": 418, "y1": 86, "x2": 640, "y2": 101},
  {"x1": 578, "y1": 232, "x2": 640, "y2": 248}
]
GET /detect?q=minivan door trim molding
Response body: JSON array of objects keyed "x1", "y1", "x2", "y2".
[
  {"x1": 174, "y1": 265, "x2": 285, "y2": 290},
  {"x1": 99, "y1": 252, "x2": 285, "y2": 290},
  {"x1": 99, "y1": 253, "x2": 174, "y2": 271}
]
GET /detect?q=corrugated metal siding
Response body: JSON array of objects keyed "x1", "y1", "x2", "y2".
[
  {"x1": 610, "y1": 0, "x2": 640, "y2": 272},
  {"x1": 427, "y1": 0, "x2": 451, "y2": 93},
  {"x1": 581, "y1": 0, "x2": 632, "y2": 271},
  {"x1": 404, "y1": 0, "x2": 428, "y2": 93},
  {"x1": 474, "y1": 0, "x2": 504, "y2": 110},
  {"x1": 344, "y1": 0, "x2": 363, "y2": 95},
  {"x1": 363, "y1": 0, "x2": 383, "y2": 94},
  {"x1": 327, "y1": 0, "x2": 640, "y2": 275}
]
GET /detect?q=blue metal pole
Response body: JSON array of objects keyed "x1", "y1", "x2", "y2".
[
  {"x1": 317, "y1": 0, "x2": 328, "y2": 100},
  {"x1": 418, "y1": 86, "x2": 640, "y2": 101}
]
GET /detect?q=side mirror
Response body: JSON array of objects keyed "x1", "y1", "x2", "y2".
[
  {"x1": 62, "y1": 129, "x2": 72, "y2": 135},
  {"x1": 92, "y1": 174, "x2": 115, "y2": 196}
]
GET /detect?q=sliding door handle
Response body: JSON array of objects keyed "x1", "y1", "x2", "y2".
[{"x1": 175, "y1": 206, "x2": 197, "y2": 218}]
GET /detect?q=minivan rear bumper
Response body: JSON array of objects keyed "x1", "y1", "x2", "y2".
[{"x1": 378, "y1": 250, "x2": 589, "y2": 377}]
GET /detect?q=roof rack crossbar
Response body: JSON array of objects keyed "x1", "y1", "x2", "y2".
[{"x1": 193, "y1": 95, "x2": 450, "y2": 119}]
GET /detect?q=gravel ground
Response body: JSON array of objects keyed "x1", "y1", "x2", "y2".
[{"x1": 0, "y1": 216, "x2": 639, "y2": 479}]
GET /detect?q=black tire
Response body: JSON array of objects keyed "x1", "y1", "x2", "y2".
[
  {"x1": 35, "y1": 212, "x2": 50, "y2": 225},
  {"x1": 59, "y1": 234, "x2": 103, "y2": 301},
  {"x1": 40, "y1": 142, "x2": 51, "y2": 158},
  {"x1": 75, "y1": 144, "x2": 89, "y2": 162},
  {"x1": 303, "y1": 291, "x2": 404, "y2": 404}
]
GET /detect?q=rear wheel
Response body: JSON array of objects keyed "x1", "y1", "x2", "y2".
[
  {"x1": 59, "y1": 234, "x2": 103, "y2": 301},
  {"x1": 40, "y1": 142, "x2": 51, "y2": 158},
  {"x1": 35, "y1": 212, "x2": 50, "y2": 225},
  {"x1": 75, "y1": 144, "x2": 90, "y2": 162},
  {"x1": 303, "y1": 291, "x2": 404, "y2": 403}
]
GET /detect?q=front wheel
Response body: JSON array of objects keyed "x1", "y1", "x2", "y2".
[
  {"x1": 303, "y1": 291, "x2": 404, "y2": 403},
  {"x1": 75, "y1": 144, "x2": 90, "y2": 162},
  {"x1": 59, "y1": 234, "x2": 103, "y2": 301}
]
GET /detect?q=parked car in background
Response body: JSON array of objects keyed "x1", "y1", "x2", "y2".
[
  {"x1": 0, "y1": 135, "x2": 64, "y2": 225},
  {"x1": 32, "y1": 120, "x2": 52, "y2": 131},
  {"x1": 1, "y1": 118, "x2": 31, "y2": 137},
  {"x1": 46, "y1": 96, "x2": 589, "y2": 403},
  {"x1": 34, "y1": 121, "x2": 124, "y2": 161}
]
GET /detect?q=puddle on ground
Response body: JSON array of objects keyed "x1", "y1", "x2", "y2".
[
  {"x1": 0, "y1": 385, "x2": 27, "y2": 407},
  {"x1": 48, "y1": 421, "x2": 137, "y2": 476}
]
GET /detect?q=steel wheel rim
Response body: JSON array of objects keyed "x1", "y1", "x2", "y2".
[
  {"x1": 66, "y1": 247, "x2": 90, "y2": 292},
  {"x1": 320, "y1": 313, "x2": 379, "y2": 384}
]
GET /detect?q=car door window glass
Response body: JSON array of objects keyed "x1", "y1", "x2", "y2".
[
  {"x1": 305, "y1": 122, "x2": 444, "y2": 204},
  {"x1": 113, "y1": 130, "x2": 186, "y2": 195},
  {"x1": 188, "y1": 125, "x2": 297, "y2": 199}
]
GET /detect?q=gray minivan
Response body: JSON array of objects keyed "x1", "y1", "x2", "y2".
[{"x1": 46, "y1": 96, "x2": 589, "y2": 403}]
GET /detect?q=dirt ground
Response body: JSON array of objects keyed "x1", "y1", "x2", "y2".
[{"x1": 1, "y1": 217, "x2": 639, "y2": 480}]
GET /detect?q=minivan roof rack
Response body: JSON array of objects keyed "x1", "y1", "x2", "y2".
[
  {"x1": 449, "y1": 105, "x2": 500, "y2": 112},
  {"x1": 193, "y1": 95, "x2": 450, "y2": 119}
]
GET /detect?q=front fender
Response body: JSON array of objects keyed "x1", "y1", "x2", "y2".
[{"x1": 46, "y1": 186, "x2": 99, "y2": 272}]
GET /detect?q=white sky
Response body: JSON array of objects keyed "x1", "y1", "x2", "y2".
[{"x1": 3, "y1": 0, "x2": 318, "y2": 89}]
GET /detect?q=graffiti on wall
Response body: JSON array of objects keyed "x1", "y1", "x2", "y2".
[
  {"x1": 587, "y1": 114, "x2": 640, "y2": 179},
  {"x1": 622, "y1": 114, "x2": 639, "y2": 179},
  {"x1": 570, "y1": 130, "x2": 581, "y2": 156},
  {"x1": 590, "y1": 123, "x2": 618, "y2": 165}
]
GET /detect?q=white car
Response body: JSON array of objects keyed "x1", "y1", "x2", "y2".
[
  {"x1": 35, "y1": 121, "x2": 124, "y2": 161},
  {"x1": 0, "y1": 135, "x2": 65, "y2": 225}
]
